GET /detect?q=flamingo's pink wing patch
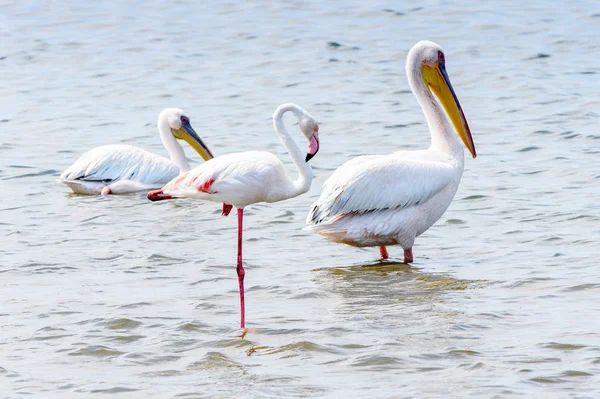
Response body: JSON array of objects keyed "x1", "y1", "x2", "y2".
[
  {"x1": 164, "y1": 174, "x2": 187, "y2": 191},
  {"x1": 197, "y1": 178, "x2": 216, "y2": 193}
]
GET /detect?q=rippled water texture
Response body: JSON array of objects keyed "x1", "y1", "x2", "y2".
[{"x1": 2, "y1": 1, "x2": 600, "y2": 397}]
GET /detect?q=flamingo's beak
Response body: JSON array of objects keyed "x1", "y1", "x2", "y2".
[{"x1": 306, "y1": 128, "x2": 320, "y2": 162}]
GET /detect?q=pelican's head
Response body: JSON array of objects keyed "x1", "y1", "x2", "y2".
[
  {"x1": 409, "y1": 41, "x2": 476, "y2": 158},
  {"x1": 161, "y1": 108, "x2": 214, "y2": 161},
  {"x1": 299, "y1": 114, "x2": 319, "y2": 162}
]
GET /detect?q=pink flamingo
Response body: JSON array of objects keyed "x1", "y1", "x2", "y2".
[{"x1": 148, "y1": 104, "x2": 320, "y2": 328}]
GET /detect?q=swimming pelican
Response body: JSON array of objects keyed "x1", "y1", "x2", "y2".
[
  {"x1": 306, "y1": 41, "x2": 476, "y2": 264},
  {"x1": 60, "y1": 108, "x2": 213, "y2": 195},
  {"x1": 147, "y1": 103, "x2": 320, "y2": 328}
]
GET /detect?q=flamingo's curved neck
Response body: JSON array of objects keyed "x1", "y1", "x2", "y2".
[
  {"x1": 272, "y1": 104, "x2": 313, "y2": 197},
  {"x1": 406, "y1": 58, "x2": 464, "y2": 162},
  {"x1": 157, "y1": 114, "x2": 190, "y2": 174}
]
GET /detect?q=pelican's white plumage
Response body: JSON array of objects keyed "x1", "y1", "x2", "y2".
[
  {"x1": 60, "y1": 145, "x2": 180, "y2": 194},
  {"x1": 148, "y1": 103, "x2": 320, "y2": 328},
  {"x1": 307, "y1": 150, "x2": 461, "y2": 249},
  {"x1": 60, "y1": 108, "x2": 213, "y2": 195},
  {"x1": 308, "y1": 152, "x2": 457, "y2": 224},
  {"x1": 306, "y1": 41, "x2": 476, "y2": 263}
]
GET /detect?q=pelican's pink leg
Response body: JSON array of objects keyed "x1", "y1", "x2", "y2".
[
  {"x1": 379, "y1": 246, "x2": 389, "y2": 260},
  {"x1": 237, "y1": 208, "x2": 246, "y2": 328},
  {"x1": 404, "y1": 248, "x2": 413, "y2": 264},
  {"x1": 101, "y1": 186, "x2": 111, "y2": 195}
]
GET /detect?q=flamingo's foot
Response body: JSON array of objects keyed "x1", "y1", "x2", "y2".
[
  {"x1": 101, "y1": 186, "x2": 111, "y2": 195},
  {"x1": 379, "y1": 246, "x2": 389, "y2": 260},
  {"x1": 148, "y1": 189, "x2": 173, "y2": 201},
  {"x1": 404, "y1": 248, "x2": 413, "y2": 264},
  {"x1": 239, "y1": 327, "x2": 257, "y2": 339},
  {"x1": 222, "y1": 203, "x2": 233, "y2": 216}
]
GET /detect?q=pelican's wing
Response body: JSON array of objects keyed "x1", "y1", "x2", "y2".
[
  {"x1": 60, "y1": 144, "x2": 177, "y2": 185},
  {"x1": 307, "y1": 153, "x2": 456, "y2": 224}
]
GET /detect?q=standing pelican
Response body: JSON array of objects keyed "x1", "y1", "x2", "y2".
[
  {"x1": 306, "y1": 41, "x2": 476, "y2": 264},
  {"x1": 148, "y1": 103, "x2": 320, "y2": 328},
  {"x1": 60, "y1": 108, "x2": 213, "y2": 195}
]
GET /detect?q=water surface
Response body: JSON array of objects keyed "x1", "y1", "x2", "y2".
[{"x1": 2, "y1": 1, "x2": 600, "y2": 397}]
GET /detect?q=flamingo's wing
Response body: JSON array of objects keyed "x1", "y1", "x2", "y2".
[{"x1": 162, "y1": 151, "x2": 282, "y2": 204}]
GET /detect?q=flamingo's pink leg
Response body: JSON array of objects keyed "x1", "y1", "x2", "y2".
[
  {"x1": 222, "y1": 203, "x2": 233, "y2": 216},
  {"x1": 237, "y1": 208, "x2": 246, "y2": 328},
  {"x1": 101, "y1": 186, "x2": 111, "y2": 195}
]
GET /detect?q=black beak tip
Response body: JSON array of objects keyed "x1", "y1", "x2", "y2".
[{"x1": 305, "y1": 153, "x2": 315, "y2": 162}]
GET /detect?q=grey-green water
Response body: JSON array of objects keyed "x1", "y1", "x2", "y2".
[{"x1": 2, "y1": 1, "x2": 600, "y2": 398}]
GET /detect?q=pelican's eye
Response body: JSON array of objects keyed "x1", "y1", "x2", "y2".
[
  {"x1": 438, "y1": 51, "x2": 445, "y2": 65},
  {"x1": 180, "y1": 115, "x2": 190, "y2": 125}
]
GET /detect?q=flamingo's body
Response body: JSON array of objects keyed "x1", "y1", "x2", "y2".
[
  {"x1": 306, "y1": 41, "x2": 476, "y2": 263},
  {"x1": 155, "y1": 151, "x2": 308, "y2": 207},
  {"x1": 60, "y1": 108, "x2": 213, "y2": 195},
  {"x1": 149, "y1": 104, "x2": 320, "y2": 328}
]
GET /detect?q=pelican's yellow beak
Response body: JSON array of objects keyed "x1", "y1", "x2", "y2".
[
  {"x1": 172, "y1": 124, "x2": 214, "y2": 161},
  {"x1": 422, "y1": 63, "x2": 476, "y2": 158}
]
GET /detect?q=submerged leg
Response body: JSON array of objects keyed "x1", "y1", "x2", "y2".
[
  {"x1": 379, "y1": 246, "x2": 389, "y2": 260},
  {"x1": 237, "y1": 208, "x2": 246, "y2": 329},
  {"x1": 403, "y1": 248, "x2": 413, "y2": 264}
]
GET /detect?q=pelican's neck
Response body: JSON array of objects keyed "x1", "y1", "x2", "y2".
[
  {"x1": 157, "y1": 113, "x2": 190, "y2": 174},
  {"x1": 407, "y1": 60, "x2": 464, "y2": 161},
  {"x1": 272, "y1": 104, "x2": 313, "y2": 197}
]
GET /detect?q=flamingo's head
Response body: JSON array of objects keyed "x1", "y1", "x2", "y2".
[{"x1": 299, "y1": 116, "x2": 319, "y2": 162}]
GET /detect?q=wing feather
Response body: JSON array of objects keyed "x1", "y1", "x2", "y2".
[
  {"x1": 60, "y1": 145, "x2": 177, "y2": 185},
  {"x1": 163, "y1": 151, "x2": 283, "y2": 205},
  {"x1": 307, "y1": 153, "x2": 457, "y2": 224}
]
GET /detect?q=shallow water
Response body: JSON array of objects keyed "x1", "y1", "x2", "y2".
[{"x1": 2, "y1": 1, "x2": 600, "y2": 397}]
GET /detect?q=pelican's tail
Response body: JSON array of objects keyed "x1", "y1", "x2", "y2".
[{"x1": 59, "y1": 178, "x2": 106, "y2": 195}]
